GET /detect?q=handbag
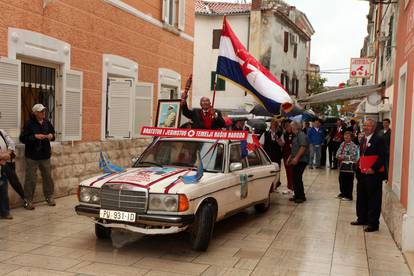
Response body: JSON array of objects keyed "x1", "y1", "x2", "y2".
[{"x1": 339, "y1": 161, "x2": 356, "y2": 173}]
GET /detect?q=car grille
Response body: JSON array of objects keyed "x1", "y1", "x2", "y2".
[{"x1": 100, "y1": 184, "x2": 147, "y2": 213}]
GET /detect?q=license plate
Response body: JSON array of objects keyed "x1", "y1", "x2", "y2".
[{"x1": 99, "y1": 209, "x2": 136, "y2": 222}]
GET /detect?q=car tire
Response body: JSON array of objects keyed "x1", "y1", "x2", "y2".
[
  {"x1": 95, "y1": 223, "x2": 111, "y2": 239},
  {"x1": 254, "y1": 190, "x2": 271, "y2": 213},
  {"x1": 190, "y1": 203, "x2": 215, "y2": 251}
]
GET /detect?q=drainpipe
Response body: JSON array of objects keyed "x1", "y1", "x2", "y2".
[
  {"x1": 374, "y1": 2, "x2": 382, "y2": 84},
  {"x1": 249, "y1": 0, "x2": 262, "y2": 60}
]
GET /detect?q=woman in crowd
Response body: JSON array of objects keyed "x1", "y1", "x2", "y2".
[
  {"x1": 281, "y1": 119, "x2": 294, "y2": 194},
  {"x1": 336, "y1": 131, "x2": 359, "y2": 201},
  {"x1": 0, "y1": 129, "x2": 15, "y2": 219}
]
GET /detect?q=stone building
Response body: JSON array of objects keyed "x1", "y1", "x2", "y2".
[{"x1": 0, "y1": 0, "x2": 194, "y2": 206}]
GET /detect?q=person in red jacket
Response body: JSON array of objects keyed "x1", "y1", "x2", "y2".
[{"x1": 181, "y1": 90, "x2": 225, "y2": 130}]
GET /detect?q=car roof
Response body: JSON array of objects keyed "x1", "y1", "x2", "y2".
[{"x1": 158, "y1": 137, "x2": 244, "y2": 144}]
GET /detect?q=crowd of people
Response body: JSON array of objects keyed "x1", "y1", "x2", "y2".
[
  {"x1": 180, "y1": 94, "x2": 391, "y2": 231},
  {"x1": 0, "y1": 93, "x2": 391, "y2": 232}
]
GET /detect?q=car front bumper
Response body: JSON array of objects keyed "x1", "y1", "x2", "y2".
[{"x1": 75, "y1": 205, "x2": 194, "y2": 234}]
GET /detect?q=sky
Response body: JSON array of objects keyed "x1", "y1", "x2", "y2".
[{"x1": 206, "y1": 0, "x2": 370, "y2": 86}]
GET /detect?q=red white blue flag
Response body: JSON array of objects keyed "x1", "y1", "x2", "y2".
[
  {"x1": 216, "y1": 17, "x2": 293, "y2": 115},
  {"x1": 240, "y1": 134, "x2": 261, "y2": 159}
]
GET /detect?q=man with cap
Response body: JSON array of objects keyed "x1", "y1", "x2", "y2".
[
  {"x1": 162, "y1": 105, "x2": 177, "y2": 127},
  {"x1": 20, "y1": 104, "x2": 56, "y2": 210}
]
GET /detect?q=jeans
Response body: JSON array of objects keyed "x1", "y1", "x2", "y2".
[
  {"x1": 0, "y1": 176, "x2": 10, "y2": 216},
  {"x1": 24, "y1": 158, "x2": 54, "y2": 202},
  {"x1": 309, "y1": 144, "x2": 322, "y2": 167}
]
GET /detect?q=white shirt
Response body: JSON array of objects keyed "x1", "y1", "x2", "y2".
[
  {"x1": 365, "y1": 133, "x2": 373, "y2": 145},
  {"x1": 0, "y1": 136, "x2": 7, "y2": 153}
]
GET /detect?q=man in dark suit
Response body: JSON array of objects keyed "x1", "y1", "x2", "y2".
[
  {"x1": 180, "y1": 92, "x2": 225, "y2": 129},
  {"x1": 351, "y1": 119, "x2": 387, "y2": 232},
  {"x1": 262, "y1": 119, "x2": 283, "y2": 188},
  {"x1": 378, "y1": 118, "x2": 391, "y2": 178}
]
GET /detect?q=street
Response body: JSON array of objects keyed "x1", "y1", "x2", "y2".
[{"x1": 0, "y1": 169, "x2": 411, "y2": 276}]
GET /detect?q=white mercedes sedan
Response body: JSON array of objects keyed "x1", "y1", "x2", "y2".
[{"x1": 75, "y1": 137, "x2": 279, "y2": 251}]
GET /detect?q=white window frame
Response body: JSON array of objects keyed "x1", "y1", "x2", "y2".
[
  {"x1": 392, "y1": 62, "x2": 408, "y2": 198},
  {"x1": 101, "y1": 54, "x2": 138, "y2": 140},
  {"x1": 7, "y1": 28, "x2": 71, "y2": 140},
  {"x1": 158, "y1": 68, "x2": 181, "y2": 100}
]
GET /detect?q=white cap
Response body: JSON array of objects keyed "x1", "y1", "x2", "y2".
[{"x1": 32, "y1": 104, "x2": 46, "y2": 113}]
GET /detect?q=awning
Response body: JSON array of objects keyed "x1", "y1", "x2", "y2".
[{"x1": 298, "y1": 84, "x2": 383, "y2": 105}]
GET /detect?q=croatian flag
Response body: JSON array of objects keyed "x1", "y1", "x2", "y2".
[
  {"x1": 240, "y1": 134, "x2": 261, "y2": 159},
  {"x1": 216, "y1": 17, "x2": 293, "y2": 115}
]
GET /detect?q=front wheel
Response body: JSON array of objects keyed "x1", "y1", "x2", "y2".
[
  {"x1": 95, "y1": 223, "x2": 111, "y2": 239},
  {"x1": 254, "y1": 190, "x2": 271, "y2": 213},
  {"x1": 190, "y1": 203, "x2": 215, "y2": 251}
]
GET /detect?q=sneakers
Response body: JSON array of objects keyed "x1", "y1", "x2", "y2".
[
  {"x1": 341, "y1": 197, "x2": 352, "y2": 201},
  {"x1": 24, "y1": 201, "x2": 35, "y2": 210},
  {"x1": 46, "y1": 198, "x2": 56, "y2": 206}
]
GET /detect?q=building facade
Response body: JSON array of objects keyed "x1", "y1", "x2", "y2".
[
  {"x1": 0, "y1": 0, "x2": 194, "y2": 206},
  {"x1": 194, "y1": 1, "x2": 252, "y2": 111},
  {"x1": 386, "y1": 0, "x2": 414, "y2": 255},
  {"x1": 193, "y1": 0, "x2": 314, "y2": 113}
]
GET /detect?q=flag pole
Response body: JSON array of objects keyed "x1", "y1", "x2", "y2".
[{"x1": 212, "y1": 75, "x2": 217, "y2": 108}]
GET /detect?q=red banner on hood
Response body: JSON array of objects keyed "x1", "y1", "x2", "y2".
[{"x1": 140, "y1": 126, "x2": 248, "y2": 140}]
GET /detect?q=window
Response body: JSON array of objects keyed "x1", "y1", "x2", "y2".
[
  {"x1": 258, "y1": 148, "x2": 271, "y2": 165},
  {"x1": 295, "y1": 79, "x2": 299, "y2": 96},
  {"x1": 285, "y1": 75, "x2": 290, "y2": 94},
  {"x1": 247, "y1": 151, "x2": 261, "y2": 167},
  {"x1": 134, "y1": 83, "x2": 153, "y2": 137},
  {"x1": 284, "y1": 32, "x2": 289, "y2": 53},
  {"x1": 386, "y1": 14, "x2": 394, "y2": 60},
  {"x1": 293, "y1": 44, "x2": 298, "y2": 58},
  {"x1": 212, "y1": 29, "x2": 222, "y2": 49},
  {"x1": 211, "y1": 71, "x2": 225, "y2": 91},
  {"x1": 230, "y1": 144, "x2": 247, "y2": 168},
  {"x1": 162, "y1": 0, "x2": 186, "y2": 30},
  {"x1": 21, "y1": 63, "x2": 56, "y2": 128}
]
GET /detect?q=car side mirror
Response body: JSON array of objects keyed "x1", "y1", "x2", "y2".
[{"x1": 230, "y1": 162, "x2": 243, "y2": 172}]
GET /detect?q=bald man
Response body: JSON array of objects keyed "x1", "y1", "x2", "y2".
[
  {"x1": 351, "y1": 119, "x2": 386, "y2": 232},
  {"x1": 180, "y1": 93, "x2": 225, "y2": 130}
]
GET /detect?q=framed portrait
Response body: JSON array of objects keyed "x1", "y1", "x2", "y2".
[{"x1": 155, "y1": 99, "x2": 181, "y2": 128}]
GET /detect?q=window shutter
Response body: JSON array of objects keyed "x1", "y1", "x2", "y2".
[
  {"x1": 178, "y1": 0, "x2": 186, "y2": 31},
  {"x1": 212, "y1": 29, "x2": 222, "y2": 49},
  {"x1": 293, "y1": 44, "x2": 298, "y2": 58},
  {"x1": 162, "y1": 0, "x2": 170, "y2": 23},
  {"x1": 133, "y1": 82, "x2": 153, "y2": 137},
  {"x1": 62, "y1": 70, "x2": 83, "y2": 141},
  {"x1": 0, "y1": 57, "x2": 21, "y2": 139},
  {"x1": 284, "y1": 32, "x2": 289, "y2": 53},
  {"x1": 108, "y1": 78, "x2": 133, "y2": 138}
]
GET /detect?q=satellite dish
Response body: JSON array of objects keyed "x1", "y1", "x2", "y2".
[{"x1": 367, "y1": 91, "x2": 382, "y2": 106}]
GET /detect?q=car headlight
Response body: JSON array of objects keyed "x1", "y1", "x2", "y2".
[
  {"x1": 149, "y1": 194, "x2": 189, "y2": 212},
  {"x1": 79, "y1": 187, "x2": 100, "y2": 204}
]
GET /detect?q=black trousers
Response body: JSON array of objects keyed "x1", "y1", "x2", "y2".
[
  {"x1": 293, "y1": 162, "x2": 307, "y2": 199},
  {"x1": 331, "y1": 141, "x2": 341, "y2": 168},
  {"x1": 356, "y1": 172, "x2": 383, "y2": 227},
  {"x1": 320, "y1": 144, "x2": 327, "y2": 167},
  {"x1": 339, "y1": 171, "x2": 354, "y2": 199}
]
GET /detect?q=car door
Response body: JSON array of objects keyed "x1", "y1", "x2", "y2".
[{"x1": 246, "y1": 148, "x2": 277, "y2": 203}]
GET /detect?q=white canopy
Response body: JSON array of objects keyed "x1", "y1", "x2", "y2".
[{"x1": 299, "y1": 84, "x2": 383, "y2": 105}]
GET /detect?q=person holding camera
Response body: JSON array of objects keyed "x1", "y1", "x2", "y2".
[{"x1": 20, "y1": 104, "x2": 56, "y2": 210}]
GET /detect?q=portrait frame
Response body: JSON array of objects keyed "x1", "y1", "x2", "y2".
[{"x1": 155, "y1": 99, "x2": 182, "y2": 128}]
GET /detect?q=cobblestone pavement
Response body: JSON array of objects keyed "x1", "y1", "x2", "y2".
[{"x1": 0, "y1": 169, "x2": 412, "y2": 276}]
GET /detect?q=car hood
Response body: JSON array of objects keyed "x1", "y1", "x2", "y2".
[{"x1": 81, "y1": 167, "x2": 217, "y2": 193}]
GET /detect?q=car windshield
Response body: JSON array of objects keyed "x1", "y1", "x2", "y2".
[{"x1": 135, "y1": 140, "x2": 224, "y2": 173}]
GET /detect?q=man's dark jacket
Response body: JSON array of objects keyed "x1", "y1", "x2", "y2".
[
  {"x1": 359, "y1": 134, "x2": 386, "y2": 176},
  {"x1": 20, "y1": 117, "x2": 55, "y2": 160},
  {"x1": 263, "y1": 130, "x2": 283, "y2": 163},
  {"x1": 181, "y1": 102, "x2": 225, "y2": 129}
]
